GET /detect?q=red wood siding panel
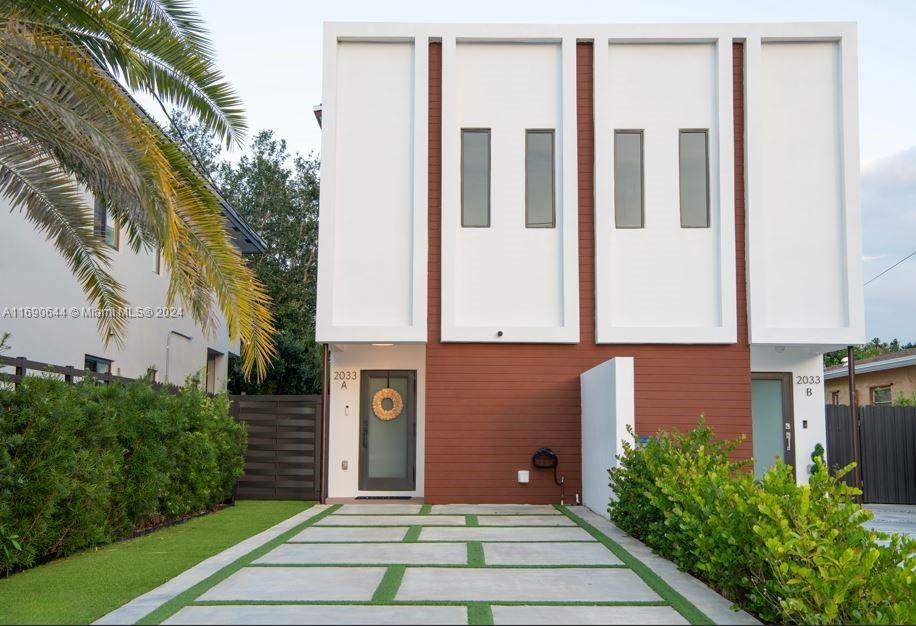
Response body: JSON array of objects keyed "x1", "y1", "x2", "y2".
[{"x1": 424, "y1": 42, "x2": 751, "y2": 504}]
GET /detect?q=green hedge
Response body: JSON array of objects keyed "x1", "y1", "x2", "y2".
[
  {"x1": 609, "y1": 421, "x2": 915, "y2": 625},
  {"x1": 0, "y1": 376, "x2": 246, "y2": 572}
]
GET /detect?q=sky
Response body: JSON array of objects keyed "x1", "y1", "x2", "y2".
[{"x1": 188, "y1": 0, "x2": 916, "y2": 342}]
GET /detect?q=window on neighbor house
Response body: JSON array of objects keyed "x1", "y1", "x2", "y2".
[
  {"x1": 84, "y1": 355, "x2": 112, "y2": 375},
  {"x1": 525, "y1": 129, "x2": 555, "y2": 228},
  {"x1": 461, "y1": 129, "x2": 490, "y2": 227},
  {"x1": 871, "y1": 386, "x2": 892, "y2": 405},
  {"x1": 93, "y1": 196, "x2": 118, "y2": 249},
  {"x1": 614, "y1": 130, "x2": 644, "y2": 228},
  {"x1": 831, "y1": 390, "x2": 840, "y2": 405},
  {"x1": 679, "y1": 130, "x2": 710, "y2": 228}
]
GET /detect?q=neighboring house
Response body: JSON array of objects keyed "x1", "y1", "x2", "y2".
[
  {"x1": 0, "y1": 170, "x2": 265, "y2": 394},
  {"x1": 825, "y1": 348, "x2": 916, "y2": 405},
  {"x1": 315, "y1": 22, "x2": 865, "y2": 504}
]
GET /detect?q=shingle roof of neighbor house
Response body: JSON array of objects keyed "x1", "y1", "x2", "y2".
[{"x1": 824, "y1": 347, "x2": 916, "y2": 379}]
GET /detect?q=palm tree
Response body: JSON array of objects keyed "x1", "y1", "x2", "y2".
[{"x1": 0, "y1": 0, "x2": 275, "y2": 379}]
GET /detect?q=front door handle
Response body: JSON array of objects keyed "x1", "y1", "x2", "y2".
[{"x1": 362, "y1": 425, "x2": 368, "y2": 449}]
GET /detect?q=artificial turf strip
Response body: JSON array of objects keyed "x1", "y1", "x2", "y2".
[
  {"x1": 403, "y1": 526, "x2": 422, "y2": 542},
  {"x1": 468, "y1": 601, "x2": 494, "y2": 625},
  {"x1": 190, "y1": 600, "x2": 670, "y2": 607},
  {"x1": 371, "y1": 565, "x2": 406, "y2": 602},
  {"x1": 136, "y1": 504, "x2": 341, "y2": 625},
  {"x1": 466, "y1": 542, "x2": 485, "y2": 567},
  {"x1": 466, "y1": 515, "x2": 479, "y2": 527},
  {"x1": 0, "y1": 500, "x2": 316, "y2": 626},
  {"x1": 419, "y1": 504, "x2": 432, "y2": 515},
  {"x1": 556, "y1": 505, "x2": 713, "y2": 626}
]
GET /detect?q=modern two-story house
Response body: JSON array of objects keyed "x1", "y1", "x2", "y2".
[{"x1": 315, "y1": 22, "x2": 865, "y2": 505}]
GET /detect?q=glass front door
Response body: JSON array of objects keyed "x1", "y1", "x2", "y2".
[
  {"x1": 359, "y1": 370, "x2": 416, "y2": 491},
  {"x1": 751, "y1": 374, "x2": 795, "y2": 479}
]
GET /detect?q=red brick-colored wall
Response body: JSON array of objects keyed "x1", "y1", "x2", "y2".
[{"x1": 424, "y1": 42, "x2": 751, "y2": 504}]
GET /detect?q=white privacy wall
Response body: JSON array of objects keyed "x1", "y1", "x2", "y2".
[
  {"x1": 594, "y1": 41, "x2": 736, "y2": 343},
  {"x1": 316, "y1": 34, "x2": 428, "y2": 343},
  {"x1": 746, "y1": 37, "x2": 864, "y2": 345},
  {"x1": 580, "y1": 357, "x2": 635, "y2": 519},
  {"x1": 441, "y1": 39, "x2": 579, "y2": 343}
]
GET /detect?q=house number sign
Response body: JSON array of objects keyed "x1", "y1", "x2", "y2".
[
  {"x1": 334, "y1": 370, "x2": 357, "y2": 389},
  {"x1": 796, "y1": 374, "x2": 821, "y2": 398}
]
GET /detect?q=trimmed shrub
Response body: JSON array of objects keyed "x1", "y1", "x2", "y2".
[
  {"x1": 609, "y1": 420, "x2": 916, "y2": 625},
  {"x1": 0, "y1": 376, "x2": 246, "y2": 572}
]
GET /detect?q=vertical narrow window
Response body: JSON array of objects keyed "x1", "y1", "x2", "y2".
[
  {"x1": 525, "y1": 130, "x2": 555, "y2": 228},
  {"x1": 93, "y1": 196, "x2": 118, "y2": 248},
  {"x1": 614, "y1": 130, "x2": 644, "y2": 228},
  {"x1": 679, "y1": 129, "x2": 710, "y2": 228},
  {"x1": 461, "y1": 129, "x2": 490, "y2": 227}
]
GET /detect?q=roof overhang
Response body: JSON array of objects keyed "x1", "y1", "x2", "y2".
[{"x1": 824, "y1": 354, "x2": 916, "y2": 380}]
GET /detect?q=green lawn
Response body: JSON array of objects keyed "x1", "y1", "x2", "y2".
[{"x1": 0, "y1": 500, "x2": 314, "y2": 625}]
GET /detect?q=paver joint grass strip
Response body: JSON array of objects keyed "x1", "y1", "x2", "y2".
[
  {"x1": 556, "y1": 505, "x2": 713, "y2": 626},
  {"x1": 466, "y1": 542, "x2": 485, "y2": 567},
  {"x1": 403, "y1": 526, "x2": 422, "y2": 542},
  {"x1": 136, "y1": 504, "x2": 341, "y2": 625},
  {"x1": 370, "y1": 565, "x2": 406, "y2": 602},
  {"x1": 468, "y1": 601, "x2": 494, "y2": 625},
  {"x1": 466, "y1": 515, "x2": 479, "y2": 527},
  {"x1": 419, "y1": 504, "x2": 432, "y2": 515}
]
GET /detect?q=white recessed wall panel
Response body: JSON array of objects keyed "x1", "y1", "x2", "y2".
[
  {"x1": 333, "y1": 42, "x2": 413, "y2": 327},
  {"x1": 747, "y1": 40, "x2": 864, "y2": 344},
  {"x1": 442, "y1": 40, "x2": 579, "y2": 342},
  {"x1": 595, "y1": 42, "x2": 736, "y2": 342},
  {"x1": 316, "y1": 36, "x2": 428, "y2": 342}
]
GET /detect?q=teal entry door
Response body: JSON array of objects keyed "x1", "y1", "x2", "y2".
[
  {"x1": 751, "y1": 374, "x2": 795, "y2": 479},
  {"x1": 359, "y1": 370, "x2": 416, "y2": 491}
]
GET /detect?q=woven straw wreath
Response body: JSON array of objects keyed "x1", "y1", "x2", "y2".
[{"x1": 372, "y1": 387, "x2": 404, "y2": 421}]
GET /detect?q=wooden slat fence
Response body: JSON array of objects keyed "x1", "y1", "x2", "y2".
[
  {"x1": 0, "y1": 354, "x2": 180, "y2": 392},
  {"x1": 826, "y1": 403, "x2": 916, "y2": 504},
  {"x1": 230, "y1": 395, "x2": 321, "y2": 501}
]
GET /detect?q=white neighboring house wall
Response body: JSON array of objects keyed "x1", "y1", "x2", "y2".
[
  {"x1": 0, "y1": 192, "x2": 237, "y2": 391},
  {"x1": 580, "y1": 357, "x2": 635, "y2": 519}
]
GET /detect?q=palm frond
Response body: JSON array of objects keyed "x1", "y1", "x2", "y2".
[{"x1": 0, "y1": 8, "x2": 276, "y2": 379}]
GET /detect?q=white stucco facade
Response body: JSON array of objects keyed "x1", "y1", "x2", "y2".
[
  {"x1": 0, "y1": 194, "x2": 240, "y2": 391},
  {"x1": 316, "y1": 21, "x2": 863, "y2": 349}
]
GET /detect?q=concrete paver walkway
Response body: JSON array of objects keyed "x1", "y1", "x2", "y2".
[{"x1": 96, "y1": 503, "x2": 759, "y2": 625}]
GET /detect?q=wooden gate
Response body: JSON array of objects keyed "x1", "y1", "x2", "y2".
[
  {"x1": 825, "y1": 404, "x2": 916, "y2": 504},
  {"x1": 230, "y1": 395, "x2": 321, "y2": 500}
]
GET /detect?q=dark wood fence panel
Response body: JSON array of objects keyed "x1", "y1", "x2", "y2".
[
  {"x1": 825, "y1": 404, "x2": 916, "y2": 504},
  {"x1": 231, "y1": 395, "x2": 321, "y2": 501},
  {"x1": 825, "y1": 404, "x2": 855, "y2": 486},
  {"x1": 859, "y1": 405, "x2": 916, "y2": 505}
]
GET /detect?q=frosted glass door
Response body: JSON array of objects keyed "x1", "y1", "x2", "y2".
[
  {"x1": 752, "y1": 378, "x2": 790, "y2": 479},
  {"x1": 359, "y1": 370, "x2": 416, "y2": 491}
]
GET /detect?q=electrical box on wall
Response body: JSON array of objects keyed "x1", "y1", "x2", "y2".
[{"x1": 517, "y1": 470, "x2": 529, "y2": 484}]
